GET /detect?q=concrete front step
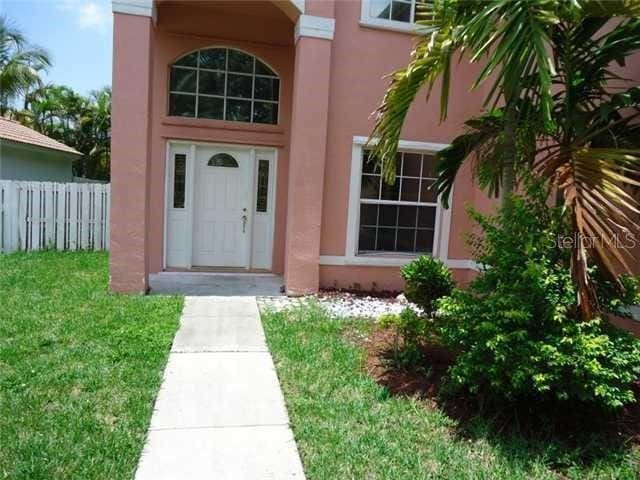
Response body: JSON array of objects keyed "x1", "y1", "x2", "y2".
[{"x1": 149, "y1": 273, "x2": 284, "y2": 296}]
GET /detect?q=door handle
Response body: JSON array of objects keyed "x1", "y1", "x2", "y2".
[{"x1": 241, "y1": 208, "x2": 248, "y2": 233}]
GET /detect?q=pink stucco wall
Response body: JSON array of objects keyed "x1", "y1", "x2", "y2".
[
  {"x1": 284, "y1": 33, "x2": 333, "y2": 294},
  {"x1": 110, "y1": 13, "x2": 153, "y2": 293},
  {"x1": 111, "y1": 0, "x2": 498, "y2": 293}
]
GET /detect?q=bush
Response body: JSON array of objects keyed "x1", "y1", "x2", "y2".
[
  {"x1": 378, "y1": 308, "x2": 430, "y2": 365},
  {"x1": 436, "y1": 184, "x2": 640, "y2": 410},
  {"x1": 401, "y1": 255, "x2": 454, "y2": 315}
]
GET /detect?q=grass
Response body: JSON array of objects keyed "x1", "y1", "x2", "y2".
[
  {"x1": 0, "y1": 251, "x2": 183, "y2": 479},
  {"x1": 262, "y1": 302, "x2": 640, "y2": 480}
]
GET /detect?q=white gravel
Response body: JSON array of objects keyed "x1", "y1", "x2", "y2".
[{"x1": 258, "y1": 292, "x2": 416, "y2": 319}]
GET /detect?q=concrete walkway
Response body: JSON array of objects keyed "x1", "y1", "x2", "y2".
[{"x1": 135, "y1": 296, "x2": 305, "y2": 480}]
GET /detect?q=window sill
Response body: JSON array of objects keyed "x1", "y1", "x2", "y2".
[
  {"x1": 161, "y1": 116, "x2": 285, "y2": 135},
  {"x1": 320, "y1": 254, "x2": 420, "y2": 267},
  {"x1": 359, "y1": 19, "x2": 425, "y2": 36},
  {"x1": 319, "y1": 255, "x2": 479, "y2": 270}
]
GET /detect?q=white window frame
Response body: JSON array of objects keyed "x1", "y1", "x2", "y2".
[
  {"x1": 360, "y1": 0, "x2": 425, "y2": 34},
  {"x1": 321, "y1": 136, "x2": 452, "y2": 267}
]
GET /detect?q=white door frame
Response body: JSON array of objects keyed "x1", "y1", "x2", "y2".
[{"x1": 164, "y1": 140, "x2": 277, "y2": 271}]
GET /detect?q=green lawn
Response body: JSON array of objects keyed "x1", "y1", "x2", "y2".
[
  {"x1": 262, "y1": 303, "x2": 640, "y2": 480},
  {"x1": 0, "y1": 252, "x2": 183, "y2": 480}
]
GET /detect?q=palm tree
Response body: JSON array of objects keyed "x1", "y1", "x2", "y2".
[
  {"x1": 79, "y1": 87, "x2": 111, "y2": 180},
  {"x1": 434, "y1": 17, "x2": 640, "y2": 318},
  {"x1": 16, "y1": 85, "x2": 111, "y2": 180},
  {"x1": 0, "y1": 15, "x2": 51, "y2": 116},
  {"x1": 370, "y1": 1, "x2": 640, "y2": 318}
]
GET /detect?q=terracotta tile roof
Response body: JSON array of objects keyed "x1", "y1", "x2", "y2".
[{"x1": 0, "y1": 116, "x2": 81, "y2": 156}]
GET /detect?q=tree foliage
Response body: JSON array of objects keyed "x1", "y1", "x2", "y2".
[{"x1": 0, "y1": 15, "x2": 50, "y2": 116}]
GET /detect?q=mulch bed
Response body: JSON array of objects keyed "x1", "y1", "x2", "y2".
[{"x1": 361, "y1": 327, "x2": 640, "y2": 453}]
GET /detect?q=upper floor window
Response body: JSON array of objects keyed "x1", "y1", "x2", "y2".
[
  {"x1": 361, "y1": 0, "x2": 425, "y2": 32},
  {"x1": 169, "y1": 48, "x2": 279, "y2": 125}
]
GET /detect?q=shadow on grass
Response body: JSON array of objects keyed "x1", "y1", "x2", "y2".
[{"x1": 363, "y1": 327, "x2": 640, "y2": 470}]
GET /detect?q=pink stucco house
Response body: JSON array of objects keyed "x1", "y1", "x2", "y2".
[{"x1": 110, "y1": 0, "x2": 493, "y2": 295}]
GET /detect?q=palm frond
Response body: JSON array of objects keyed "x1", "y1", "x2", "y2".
[
  {"x1": 369, "y1": 1, "x2": 463, "y2": 182},
  {"x1": 433, "y1": 111, "x2": 505, "y2": 206},
  {"x1": 537, "y1": 147, "x2": 640, "y2": 311}
]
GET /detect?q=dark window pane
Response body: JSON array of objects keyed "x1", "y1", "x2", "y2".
[
  {"x1": 420, "y1": 179, "x2": 437, "y2": 202},
  {"x1": 254, "y1": 77, "x2": 279, "y2": 101},
  {"x1": 394, "y1": 152, "x2": 402, "y2": 175},
  {"x1": 208, "y1": 153, "x2": 238, "y2": 168},
  {"x1": 377, "y1": 227, "x2": 396, "y2": 251},
  {"x1": 398, "y1": 206, "x2": 417, "y2": 227},
  {"x1": 198, "y1": 96, "x2": 224, "y2": 120},
  {"x1": 360, "y1": 204, "x2": 378, "y2": 226},
  {"x1": 255, "y1": 60, "x2": 276, "y2": 76},
  {"x1": 418, "y1": 206, "x2": 436, "y2": 228},
  {"x1": 380, "y1": 178, "x2": 400, "y2": 201},
  {"x1": 175, "y1": 52, "x2": 198, "y2": 67},
  {"x1": 379, "y1": 205, "x2": 398, "y2": 227},
  {"x1": 228, "y1": 49, "x2": 253, "y2": 73},
  {"x1": 253, "y1": 102, "x2": 278, "y2": 124},
  {"x1": 227, "y1": 74, "x2": 253, "y2": 98},
  {"x1": 170, "y1": 67, "x2": 197, "y2": 93},
  {"x1": 199, "y1": 48, "x2": 226, "y2": 70},
  {"x1": 199, "y1": 71, "x2": 225, "y2": 96},
  {"x1": 173, "y1": 154, "x2": 186, "y2": 208},
  {"x1": 169, "y1": 93, "x2": 195, "y2": 117},
  {"x1": 396, "y1": 228, "x2": 415, "y2": 252},
  {"x1": 226, "y1": 99, "x2": 251, "y2": 122},
  {"x1": 359, "y1": 227, "x2": 376, "y2": 252},
  {"x1": 402, "y1": 152, "x2": 421, "y2": 177},
  {"x1": 256, "y1": 159, "x2": 269, "y2": 212},
  {"x1": 360, "y1": 175, "x2": 380, "y2": 199},
  {"x1": 401, "y1": 178, "x2": 420, "y2": 202},
  {"x1": 416, "y1": 230, "x2": 434, "y2": 253},
  {"x1": 362, "y1": 151, "x2": 380, "y2": 174},
  {"x1": 422, "y1": 154, "x2": 438, "y2": 178},
  {"x1": 391, "y1": 0, "x2": 411, "y2": 22}
]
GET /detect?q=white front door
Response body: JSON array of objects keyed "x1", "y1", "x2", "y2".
[{"x1": 192, "y1": 146, "x2": 252, "y2": 267}]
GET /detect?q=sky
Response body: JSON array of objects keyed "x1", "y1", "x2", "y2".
[{"x1": 1, "y1": 0, "x2": 112, "y2": 95}]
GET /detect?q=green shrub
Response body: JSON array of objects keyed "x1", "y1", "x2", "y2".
[
  {"x1": 378, "y1": 308, "x2": 430, "y2": 366},
  {"x1": 436, "y1": 184, "x2": 640, "y2": 410},
  {"x1": 401, "y1": 255, "x2": 454, "y2": 315},
  {"x1": 596, "y1": 272, "x2": 640, "y2": 317}
]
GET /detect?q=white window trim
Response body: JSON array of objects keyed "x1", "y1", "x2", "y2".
[
  {"x1": 359, "y1": 0, "x2": 424, "y2": 35},
  {"x1": 332, "y1": 136, "x2": 453, "y2": 267}
]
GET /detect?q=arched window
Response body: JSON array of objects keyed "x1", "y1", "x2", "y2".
[
  {"x1": 208, "y1": 153, "x2": 239, "y2": 168},
  {"x1": 169, "y1": 48, "x2": 279, "y2": 125}
]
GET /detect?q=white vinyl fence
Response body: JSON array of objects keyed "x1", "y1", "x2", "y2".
[{"x1": 0, "y1": 181, "x2": 110, "y2": 253}]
